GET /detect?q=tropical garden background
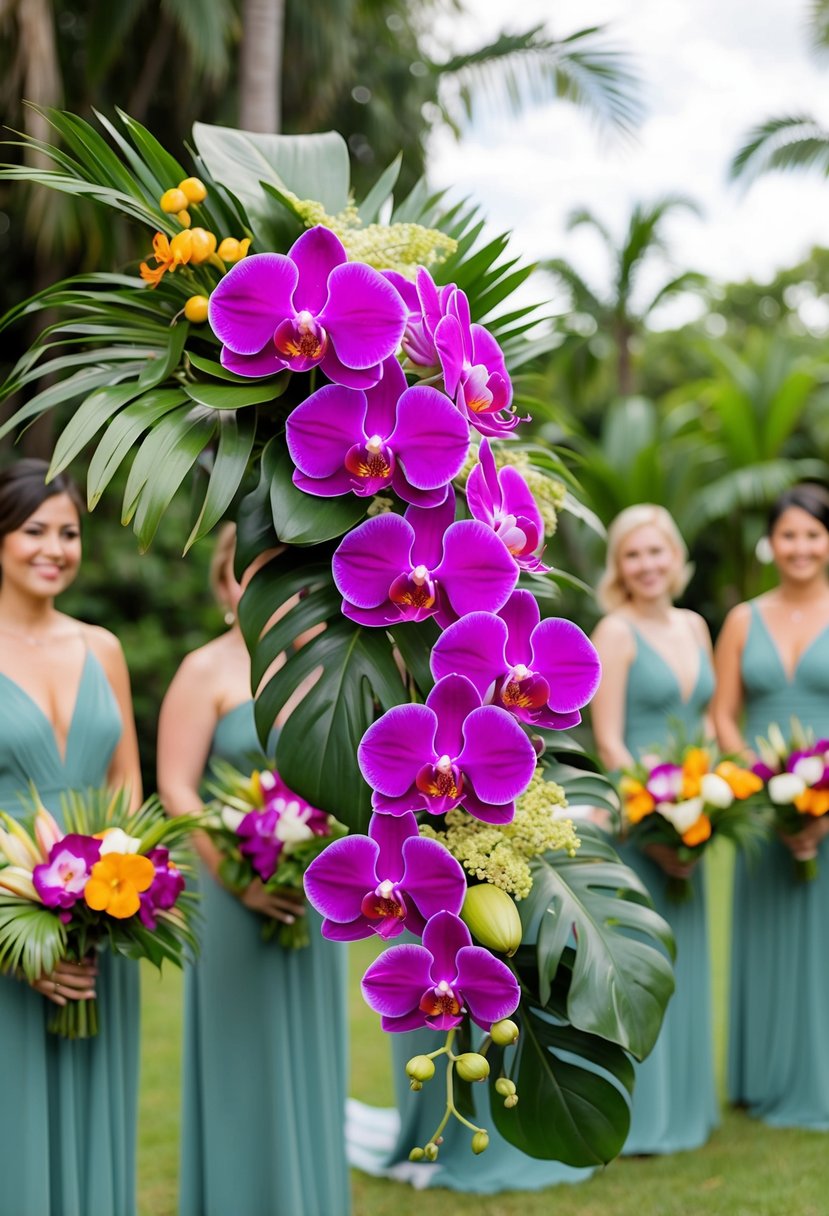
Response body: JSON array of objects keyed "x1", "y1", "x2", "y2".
[{"x1": 1, "y1": 1, "x2": 828, "y2": 1212}]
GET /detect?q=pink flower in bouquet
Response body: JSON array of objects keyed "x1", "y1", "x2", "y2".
[
  {"x1": 32, "y1": 834, "x2": 102, "y2": 910},
  {"x1": 139, "y1": 847, "x2": 186, "y2": 929},
  {"x1": 238, "y1": 775, "x2": 329, "y2": 882}
]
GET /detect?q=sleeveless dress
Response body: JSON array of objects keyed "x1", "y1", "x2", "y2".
[
  {"x1": 0, "y1": 650, "x2": 138, "y2": 1216},
  {"x1": 614, "y1": 626, "x2": 718, "y2": 1154},
  {"x1": 178, "y1": 701, "x2": 351, "y2": 1216},
  {"x1": 727, "y1": 601, "x2": 829, "y2": 1128}
]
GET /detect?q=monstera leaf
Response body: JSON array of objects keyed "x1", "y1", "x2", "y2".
[{"x1": 520, "y1": 829, "x2": 675, "y2": 1060}]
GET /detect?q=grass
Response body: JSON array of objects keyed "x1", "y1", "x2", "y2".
[{"x1": 138, "y1": 844, "x2": 827, "y2": 1216}]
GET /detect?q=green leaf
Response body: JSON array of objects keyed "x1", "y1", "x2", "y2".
[
  {"x1": 388, "y1": 618, "x2": 440, "y2": 699},
  {"x1": 49, "y1": 382, "x2": 148, "y2": 476},
  {"x1": 86, "y1": 388, "x2": 188, "y2": 508},
  {"x1": 358, "y1": 155, "x2": 402, "y2": 224},
  {"x1": 185, "y1": 413, "x2": 256, "y2": 550},
  {"x1": 187, "y1": 351, "x2": 258, "y2": 382},
  {"x1": 266, "y1": 440, "x2": 366, "y2": 544},
  {"x1": 521, "y1": 831, "x2": 675, "y2": 1059},
  {"x1": 123, "y1": 406, "x2": 217, "y2": 547},
  {"x1": 183, "y1": 376, "x2": 289, "y2": 410}
]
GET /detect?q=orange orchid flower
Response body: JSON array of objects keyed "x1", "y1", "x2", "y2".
[
  {"x1": 84, "y1": 852, "x2": 155, "y2": 919},
  {"x1": 681, "y1": 813, "x2": 712, "y2": 847},
  {"x1": 715, "y1": 761, "x2": 764, "y2": 800},
  {"x1": 620, "y1": 777, "x2": 656, "y2": 824},
  {"x1": 139, "y1": 230, "x2": 194, "y2": 287},
  {"x1": 794, "y1": 788, "x2": 829, "y2": 818},
  {"x1": 681, "y1": 747, "x2": 711, "y2": 798}
]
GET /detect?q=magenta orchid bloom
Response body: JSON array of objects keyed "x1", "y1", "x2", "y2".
[
  {"x1": 361, "y1": 909, "x2": 520, "y2": 1032},
  {"x1": 32, "y1": 834, "x2": 101, "y2": 909},
  {"x1": 332, "y1": 492, "x2": 518, "y2": 629},
  {"x1": 285, "y1": 355, "x2": 470, "y2": 506},
  {"x1": 466, "y1": 439, "x2": 548, "y2": 571},
  {"x1": 139, "y1": 847, "x2": 185, "y2": 930},
  {"x1": 208, "y1": 226, "x2": 407, "y2": 388},
  {"x1": 646, "y1": 764, "x2": 684, "y2": 803},
  {"x1": 358, "y1": 673, "x2": 537, "y2": 825},
  {"x1": 386, "y1": 268, "x2": 454, "y2": 371},
  {"x1": 304, "y1": 810, "x2": 466, "y2": 941},
  {"x1": 237, "y1": 789, "x2": 328, "y2": 883},
  {"x1": 430, "y1": 590, "x2": 601, "y2": 731}
]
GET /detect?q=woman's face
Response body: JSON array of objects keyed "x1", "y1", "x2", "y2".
[
  {"x1": 0, "y1": 493, "x2": 82, "y2": 600},
  {"x1": 616, "y1": 523, "x2": 680, "y2": 603},
  {"x1": 769, "y1": 506, "x2": 829, "y2": 584}
]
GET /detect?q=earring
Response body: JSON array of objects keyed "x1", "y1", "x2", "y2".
[{"x1": 224, "y1": 610, "x2": 235, "y2": 626}]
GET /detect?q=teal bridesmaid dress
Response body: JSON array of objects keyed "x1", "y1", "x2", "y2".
[
  {"x1": 0, "y1": 650, "x2": 139, "y2": 1216},
  {"x1": 614, "y1": 626, "x2": 718, "y2": 1154},
  {"x1": 178, "y1": 701, "x2": 351, "y2": 1216},
  {"x1": 728, "y1": 602, "x2": 829, "y2": 1128}
]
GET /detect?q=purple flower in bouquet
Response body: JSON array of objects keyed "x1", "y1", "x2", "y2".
[
  {"x1": 466, "y1": 440, "x2": 548, "y2": 571},
  {"x1": 332, "y1": 491, "x2": 518, "y2": 629},
  {"x1": 285, "y1": 355, "x2": 470, "y2": 506},
  {"x1": 208, "y1": 226, "x2": 407, "y2": 388},
  {"x1": 430, "y1": 590, "x2": 601, "y2": 731},
  {"x1": 304, "y1": 810, "x2": 467, "y2": 941},
  {"x1": 361, "y1": 908, "x2": 520, "y2": 1032},
  {"x1": 138, "y1": 847, "x2": 186, "y2": 930},
  {"x1": 646, "y1": 763, "x2": 684, "y2": 804},
  {"x1": 358, "y1": 673, "x2": 536, "y2": 824},
  {"x1": 32, "y1": 834, "x2": 101, "y2": 910},
  {"x1": 237, "y1": 785, "x2": 328, "y2": 882}
]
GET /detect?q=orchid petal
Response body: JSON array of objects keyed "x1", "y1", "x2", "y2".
[
  {"x1": 370, "y1": 810, "x2": 419, "y2": 885},
  {"x1": 220, "y1": 344, "x2": 289, "y2": 378},
  {"x1": 361, "y1": 944, "x2": 433, "y2": 1016},
  {"x1": 454, "y1": 946, "x2": 520, "y2": 1027},
  {"x1": 402, "y1": 837, "x2": 467, "y2": 920},
  {"x1": 437, "y1": 521, "x2": 518, "y2": 617},
  {"x1": 406, "y1": 494, "x2": 456, "y2": 570},
  {"x1": 425, "y1": 673, "x2": 482, "y2": 758},
  {"x1": 458, "y1": 705, "x2": 537, "y2": 803},
  {"x1": 390, "y1": 387, "x2": 471, "y2": 490},
  {"x1": 363, "y1": 357, "x2": 407, "y2": 437},
  {"x1": 288, "y1": 226, "x2": 346, "y2": 314},
  {"x1": 381, "y1": 1008, "x2": 437, "y2": 1033},
  {"x1": 383, "y1": 270, "x2": 420, "y2": 313},
  {"x1": 320, "y1": 347, "x2": 383, "y2": 389},
  {"x1": 286, "y1": 384, "x2": 368, "y2": 478},
  {"x1": 359, "y1": 704, "x2": 437, "y2": 795},
  {"x1": 321, "y1": 263, "x2": 408, "y2": 369},
  {"x1": 422, "y1": 910, "x2": 470, "y2": 980},
  {"x1": 434, "y1": 313, "x2": 466, "y2": 396},
  {"x1": 430, "y1": 611, "x2": 507, "y2": 696},
  {"x1": 341, "y1": 601, "x2": 403, "y2": 627},
  {"x1": 333, "y1": 514, "x2": 414, "y2": 608},
  {"x1": 303, "y1": 835, "x2": 379, "y2": 923},
  {"x1": 470, "y1": 325, "x2": 512, "y2": 403},
  {"x1": 390, "y1": 476, "x2": 449, "y2": 508},
  {"x1": 371, "y1": 788, "x2": 426, "y2": 816},
  {"x1": 460, "y1": 787, "x2": 516, "y2": 825},
  {"x1": 208, "y1": 253, "x2": 298, "y2": 354},
  {"x1": 322, "y1": 918, "x2": 391, "y2": 942},
  {"x1": 498, "y1": 590, "x2": 539, "y2": 665},
  {"x1": 530, "y1": 618, "x2": 602, "y2": 712},
  {"x1": 292, "y1": 468, "x2": 358, "y2": 497}
]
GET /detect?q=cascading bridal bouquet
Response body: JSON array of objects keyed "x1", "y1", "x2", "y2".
[
  {"x1": 620, "y1": 743, "x2": 765, "y2": 901},
  {"x1": 752, "y1": 720, "x2": 829, "y2": 881},
  {"x1": 0, "y1": 788, "x2": 197, "y2": 1037},
  {"x1": 204, "y1": 758, "x2": 347, "y2": 947}
]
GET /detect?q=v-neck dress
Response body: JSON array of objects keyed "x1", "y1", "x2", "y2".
[
  {"x1": 613, "y1": 625, "x2": 719, "y2": 1155},
  {"x1": 0, "y1": 650, "x2": 139, "y2": 1216},
  {"x1": 178, "y1": 701, "x2": 351, "y2": 1216},
  {"x1": 728, "y1": 601, "x2": 829, "y2": 1128}
]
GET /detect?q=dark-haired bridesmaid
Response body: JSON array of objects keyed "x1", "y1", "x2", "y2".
[
  {"x1": 713, "y1": 483, "x2": 829, "y2": 1128},
  {"x1": 0, "y1": 458, "x2": 143, "y2": 1215}
]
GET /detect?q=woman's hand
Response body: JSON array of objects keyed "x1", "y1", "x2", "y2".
[
  {"x1": 643, "y1": 842, "x2": 698, "y2": 879},
  {"x1": 239, "y1": 878, "x2": 306, "y2": 924},
  {"x1": 31, "y1": 958, "x2": 97, "y2": 1006},
  {"x1": 778, "y1": 816, "x2": 829, "y2": 860}
]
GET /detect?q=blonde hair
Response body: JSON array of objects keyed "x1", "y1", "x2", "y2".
[
  {"x1": 596, "y1": 504, "x2": 692, "y2": 612},
  {"x1": 209, "y1": 522, "x2": 237, "y2": 609}
]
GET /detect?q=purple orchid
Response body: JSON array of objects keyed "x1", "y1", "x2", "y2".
[
  {"x1": 285, "y1": 355, "x2": 470, "y2": 506},
  {"x1": 466, "y1": 439, "x2": 548, "y2": 571},
  {"x1": 237, "y1": 777, "x2": 329, "y2": 881},
  {"x1": 304, "y1": 810, "x2": 466, "y2": 941},
  {"x1": 358, "y1": 673, "x2": 537, "y2": 825},
  {"x1": 332, "y1": 491, "x2": 518, "y2": 629},
  {"x1": 361, "y1": 909, "x2": 520, "y2": 1032},
  {"x1": 208, "y1": 226, "x2": 407, "y2": 388},
  {"x1": 138, "y1": 847, "x2": 185, "y2": 930},
  {"x1": 646, "y1": 764, "x2": 684, "y2": 803},
  {"x1": 32, "y1": 834, "x2": 101, "y2": 910},
  {"x1": 430, "y1": 590, "x2": 601, "y2": 731}
]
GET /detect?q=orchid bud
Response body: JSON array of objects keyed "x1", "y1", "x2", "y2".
[
  {"x1": 406, "y1": 1055, "x2": 435, "y2": 1082},
  {"x1": 160, "y1": 187, "x2": 189, "y2": 213},
  {"x1": 178, "y1": 176, "x2": 207, "y2": 204},
  {"x1": 184, "y1": 295, "x2": 210, "y2": 324},
  {"x1": 494, "y1": 1077, "x2": 516, "y2": 1096},
  {"x1": 461, "y1": 883, "x2": 522, "y2": 956},
  {"x1": 424, "y1": 1142, "x2": 439, "y2": 1161},
  {"x1": 503, "y1": 1093, "x2": 519, "y2": 1108},
  {"x1": 455, "y1": 1052, "x2": 490, "y2": 1082},
  {"x1": 490, "y1": 1018, "x2": 519, "y2": 1046},
  {"x1": 408, "y1": 1147, "x2": 425, "y2": 1162},
  {"x1": 471, "y1": 1130, "x2": 490, "y2": 1155}
]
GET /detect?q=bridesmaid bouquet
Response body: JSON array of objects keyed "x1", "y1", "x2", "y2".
[
  {"x1": 752, "y1": 720, "x2": 829, "y2": 881},
  {"x1": 0, "y1": 788, "x2": 197, "y2": 1038},
  {"x1": 204, "y1": 758, "x2": 347, "y2": 948},
  {"x1": 620, "y1": 743, "x2": 765, "y2": 900}
]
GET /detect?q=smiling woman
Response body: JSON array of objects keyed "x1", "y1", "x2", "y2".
[{"x1": 0, "y1": 457, "x2": 145, "y2": 1216}]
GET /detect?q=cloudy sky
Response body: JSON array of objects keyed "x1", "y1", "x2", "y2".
[{"x1": 427, "y1": 0, "x2": 827, "y2": 323}]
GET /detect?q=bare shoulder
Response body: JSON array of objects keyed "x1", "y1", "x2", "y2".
[
  {"x1": 171, "y1": 634, "x2": 228, "y2": 686},
  {"x1": 591, "y1": 612, "x2": 635, "y2": 655},
  {"x1": 78, "y1": 621, "x2": 126, "y2": 665},
  {"x1": 717, "y1": 601, "x2": 752, "y2": 647},
  {"x1": 678, "y1": 608, "x2": 713, "y2": 646}
]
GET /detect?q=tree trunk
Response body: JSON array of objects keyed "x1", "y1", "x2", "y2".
[{"x1": 239, "y1": 0, "x2": 285, "y2": 133}]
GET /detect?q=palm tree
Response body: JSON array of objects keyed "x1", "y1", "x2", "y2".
[{"x1": 542, "y1": 195, "x2": 706, "y2": 398}]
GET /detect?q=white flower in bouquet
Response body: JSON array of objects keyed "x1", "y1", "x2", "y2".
[
  {"x1": 98, "y1": 828, "x2": 142, "y2": 854},
  {"x1": 791, "y1": 755, "x2": 825, "y2": 787},
  {"x1": 220, "y1": 805, "x2": 246, "y2": 832},
  {"x1": 272, "y1": 799, "x2": 317, "y2": 847},
  {"x1": 657, "y1": 796, "x2": 705, "y2": 834},
  {"x1": 768, "y1": 772, "x2": 807, "y2": 804},
  {"x1": 700, "y1": 772, "x2": 735, "y2": 809}
]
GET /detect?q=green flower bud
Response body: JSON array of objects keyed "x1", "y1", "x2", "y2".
[
  {"x1": 406, "y1": 1054, "x2": 436, "y2": 1082},
  {"x1": 504, "y1": 1093, "x2": 519, "y2": 1108},
  {"x1": 494, "y1": 1077, "x2": 516, "y2": 1097},
  {"x1": 455, "y1": 1052, "x2": 490, "y2": 1082},
  {"x1": 461, "y1": 884, "x2": 522, "y2": 956},
  {"x1": 471, "y1": 1130, "x2": 490, "y2": 1155},
  {"x1": 490, "y1": 1018, "x2": 520, "y2": 1046},
  {"x1": 409, "y1": 1079, "x2": 422, "y2": 1091},
  {"x1": 408, "y1": 1147, "x2": 425, "y2": 1162},
  {"x1": 424, "y1": 1142, "x2": 439, "y2": 1161}
]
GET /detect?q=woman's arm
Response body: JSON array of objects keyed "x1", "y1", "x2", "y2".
[
  {"x1": 589, "y1": 615, "x2": 636, "y2": 771},
  {"x1": 711, "y1": 604, "x2": 751, "y2": 757},
  {"x1": 89, "y1": 627, "x2": 143, "y2": 808}
]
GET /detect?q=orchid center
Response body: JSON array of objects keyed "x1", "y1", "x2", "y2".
[
  {"x1": 361, "y1": 878, "x2": 407, "y2": 922},
  {"x1": 499, "y1": 666, "x2": 549, "y2": 711},
  {"x1": 464, "y1": 364, "x2": 495, "y2": 413},
  {"x1": 389, "y1": 566, "x2": 437, "y2": 611},
  {"x1": 344, "y1": 435, "x2": 395, "y2": 484},
  {"x1": 273, "y1": 310, "x2": 328, "y2": 362},
  {"x1": 415, "y1": 757, "x2": 464, "y2": 801},
  {"x1": 495, "y1": 513, "x2": 530, "y2": 555},
  {"x1": 419, "y1": 979, "x2": 463, "y2": 1019}
]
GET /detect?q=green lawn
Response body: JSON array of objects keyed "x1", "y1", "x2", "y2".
[{"x1": 138, "y1": 844, "x2": 828, "y2": 1216}]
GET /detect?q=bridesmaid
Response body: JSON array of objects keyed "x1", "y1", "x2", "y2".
[
  {"x1": 590, "y1": 503, "x2": 718, "y2": 1154},
  {"x1": 0, "y1": 458, "x2": 143, "y2": 1215},
  {"x1": 712, "y1": 483, "x2": 829, "y2": 1128},
  {"x1": 156, "y1": 523, "x2": 351, "y2": 1216}
]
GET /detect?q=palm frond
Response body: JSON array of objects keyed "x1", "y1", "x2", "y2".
[{"x1": 730, "y1": 114, "x2": 829, "y2": 183}]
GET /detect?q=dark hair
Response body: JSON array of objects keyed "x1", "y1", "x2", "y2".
[
  {"x1": 767, "y1": 483, "x2": 829, "y2": 535},
  {"x1": 0, "y1": 459, "x2": 84, "y2": 541}
]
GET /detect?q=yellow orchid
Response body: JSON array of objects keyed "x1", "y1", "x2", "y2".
[
  {"x1": 714, "y1": 761, "x2": 763, "y2": 800},
  {"x1": 84, "y1": 852, "x2": 155, "y2": 919},
  {"x1": 680, "y1": 747, "x2": 711, "y2": 799},
  {"x1": 681, "y1": 812, "x2": 712, "y2": 848},
  {"x1": 139, "y1": 230, "x2": 195, "y2": 287},
  {"x1": 794, "y1": 788, "x2": 829, "y2": 817},
  {"x1": 620, "y1": 776, "x2": 656, "y2": 824}
]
